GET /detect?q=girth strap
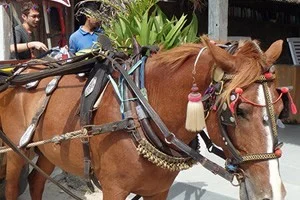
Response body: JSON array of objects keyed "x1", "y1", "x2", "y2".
[
  {"x1": 79, "y1": 57, "x2": 112, "y2": 191},
  {"x1": 80, "y1": 63, "x2": 110, "y2": 125}
]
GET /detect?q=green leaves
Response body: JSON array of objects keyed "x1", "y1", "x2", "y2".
[
  {"x1": 100, "y1": 0, "x2": 199, "y2": 53},
  {"x1": 164, "y1": 15, "x2": 187, "y2": 49}
]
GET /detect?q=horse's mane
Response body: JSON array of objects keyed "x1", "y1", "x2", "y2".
[
  {"x1": 148, "y1": 39, "x2": 267, "y2": 104},
  {"x1": 148, "y1": 43, "x2": 203, "y2": 72}
]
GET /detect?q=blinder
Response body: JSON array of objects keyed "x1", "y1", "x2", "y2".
[{"x1": 219, "y1": 101, "x2": 236, "y2": 127}]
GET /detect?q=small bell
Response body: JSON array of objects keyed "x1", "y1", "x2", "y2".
[{"x1": 185, "y1": 83, "x2": 206, "y2": 132}]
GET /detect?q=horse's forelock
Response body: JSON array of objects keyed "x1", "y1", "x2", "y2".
[
  {"x1": 219, "y1": 40, "x2": 265, "y2": 105},
  {"x1": 236, "y1": 40, "x2": 267, "y2": 64}
]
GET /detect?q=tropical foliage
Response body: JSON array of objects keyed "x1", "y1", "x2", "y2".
[{"x1": 77, "y1": 0, "x2": 201, "y2": 52}]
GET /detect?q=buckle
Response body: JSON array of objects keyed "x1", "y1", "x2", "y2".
[{"x1": 215, "y1": 81, "x2": 224, "y2": 95}]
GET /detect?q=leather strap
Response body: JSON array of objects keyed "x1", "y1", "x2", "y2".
[
  {"x1": 110, "y1": 57, "x2": 235, "y2": 182},
  {"x1": 0, "y1": 130, "x2": 83, "y2": 200},
  {"x1": 199, "y1": 131, "x2": 226, "y2": 159},
  {"x1": 19, "y1": 76, "x2": 62, "y2": 148}
]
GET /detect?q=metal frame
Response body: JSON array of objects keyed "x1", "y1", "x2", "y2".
[{"x1": 287, "y1": 37, "x2": 300, "y2": 65}]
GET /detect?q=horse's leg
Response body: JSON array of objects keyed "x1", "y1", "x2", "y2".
[
  {"x1": 102, "y1": 188, "x2": 130, "y2": 200},
  {"x1": 28, "y1": 153, "x2": 55, "y2": 200},
  {"x1": 5, "y1": 152, "x2": 26, "y2": 200},
  {"x1": 143, "y1": 190, "x2": 169, "y2": 200}
]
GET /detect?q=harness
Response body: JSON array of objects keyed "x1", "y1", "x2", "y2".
[{"x1": 0, "y1": 43, "x2": 297, "y2": 199}]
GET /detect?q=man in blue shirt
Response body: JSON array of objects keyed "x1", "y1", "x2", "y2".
[{"x1": 69, "y1": 2, "x2": 103, "y2": 55}]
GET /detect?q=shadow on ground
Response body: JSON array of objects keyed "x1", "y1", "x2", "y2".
[
  {"x1": 167, "y1": 182, "x2": 236, "y2": 200},
  {"x1": 279, "y1": 125, "x2": 300, "y2": 146}
]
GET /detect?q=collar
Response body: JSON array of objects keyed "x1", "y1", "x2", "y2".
[{"x1": 79, "y1": 26, "x2": 102, "y2": 35}]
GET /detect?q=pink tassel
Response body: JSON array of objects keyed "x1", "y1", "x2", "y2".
[{"x1": 287, "y1": 92, "x2": 298, "y2": 114}]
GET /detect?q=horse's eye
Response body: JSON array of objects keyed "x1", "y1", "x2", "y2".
[{"x1": 236, "y1": 107, "x2": 246, "y2": 118}]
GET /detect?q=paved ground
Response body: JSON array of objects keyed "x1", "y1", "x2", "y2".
[
  {"x1": 18, "y1": 125, "x2": 300, "y2": 199},
  {"x1": 168, "y1": 124, "x2": 300, "y2": 200}
]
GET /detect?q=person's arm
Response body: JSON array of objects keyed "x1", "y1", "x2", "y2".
[
  {"x1": 27, "y1": 41, "x2": 48, "y2": 51},
  {"x1": 10, "y1": 28, "x2": 48, "y2": 53},
  {"x1": 69, "y1": 35, "x2": 77, "y2": 54},
  {"x1": 10, "y1": 41, "x2": 48, "y2": 53},
  {"x1": 10, "y1": 43, "x2": 28, "y2": 53}
]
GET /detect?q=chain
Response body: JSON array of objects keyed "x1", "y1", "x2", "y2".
[{"x1": 263, "y1": 82, "x2": 278, "y2": 138}]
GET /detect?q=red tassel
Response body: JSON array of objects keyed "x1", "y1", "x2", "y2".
[
  {"x1": 291, "y1": 103, "x2": 297, "y2": 115},
  {"x1": 287, "y1": 92, "x2": 298, "y2": 114},
  {"x1": 281, "y1": 87, "x2": 297, "y2": 114}
]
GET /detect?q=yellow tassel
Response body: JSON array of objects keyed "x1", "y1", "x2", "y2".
[{"x1": 185, "y1": 84, "x2": 206, "y2": 132}]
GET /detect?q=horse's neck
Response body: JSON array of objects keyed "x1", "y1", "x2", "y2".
[{"x1": 144, "y1": 56, "x2": 212, "y2": 142}]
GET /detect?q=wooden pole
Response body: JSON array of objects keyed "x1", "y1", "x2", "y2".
[
  {"x1": 208, "y1": 0, "x2": 228, "y2": 41},
  {"x1": 0, "y1": 5, "x2": 11, "y2": 60},
  {"x1": 42, "y1": 0, "x2": 52, "y2": 49}
]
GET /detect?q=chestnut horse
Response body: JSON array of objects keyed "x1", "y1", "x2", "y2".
[{"x1": 0, "y1": 37, "x2": 286, "y2": 200}]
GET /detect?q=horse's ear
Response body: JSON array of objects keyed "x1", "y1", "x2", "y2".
[
  {"x1": 202, "y1": 36, "x2": 236, "y2": 73},
  {"x1": 264, "y1": 40, "x2": 283, "y2": 65}
]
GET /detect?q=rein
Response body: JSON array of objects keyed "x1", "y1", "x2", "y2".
[
  {"x1": 103, "y1": 54, "x2": 236, "y2": 182},
  {"x1": 0, "y1": 130, "x2": 84, "y2": 200}
]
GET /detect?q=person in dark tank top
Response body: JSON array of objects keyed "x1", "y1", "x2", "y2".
[{"x1": 10, "y1": 1, "x2": 48, "y2": 60}]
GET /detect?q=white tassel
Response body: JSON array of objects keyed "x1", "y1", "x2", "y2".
[{"x1": 185, "y1": 84, "x2": 206, "y2": 132}]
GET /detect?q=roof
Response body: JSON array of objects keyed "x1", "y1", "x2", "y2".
[{"x1": 272, "y1": 0, "x2": 300, "y2": 3}]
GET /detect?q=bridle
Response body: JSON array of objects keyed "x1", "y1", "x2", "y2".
[
  {"x1": 201, "y1": 42, "x2": 296, "y2": 174},
  {"x1": 200, "y1": 67, "x2": 297, "y2": 184},
  {"x1": 218, "y1": 72, "x2": 283, "y2": 166}
]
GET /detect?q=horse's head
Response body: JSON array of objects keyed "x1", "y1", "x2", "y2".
[{"x1": 203, "y1": 37, "x2": 288, "y2": 200}]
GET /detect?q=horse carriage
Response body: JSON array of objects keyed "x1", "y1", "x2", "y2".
[{"x1": 0, "y1": 34, "x2": 296, "y2": 200}]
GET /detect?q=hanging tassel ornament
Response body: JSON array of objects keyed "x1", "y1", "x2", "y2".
[
  {"x1": 185, "y1": 83, "x2": 206, "y2": 132},
  {"x1": 281, "y1": 87, "x2": 298, "y2": 114}
]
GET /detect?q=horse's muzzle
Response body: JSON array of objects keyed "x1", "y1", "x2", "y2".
[{"x1": 240, "y1": 179, "x2": 286, "y2": 200}]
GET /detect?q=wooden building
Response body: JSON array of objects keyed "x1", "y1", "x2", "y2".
[{"x1": 159, "y1": 0, "x2": 300, "y2": 123}]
